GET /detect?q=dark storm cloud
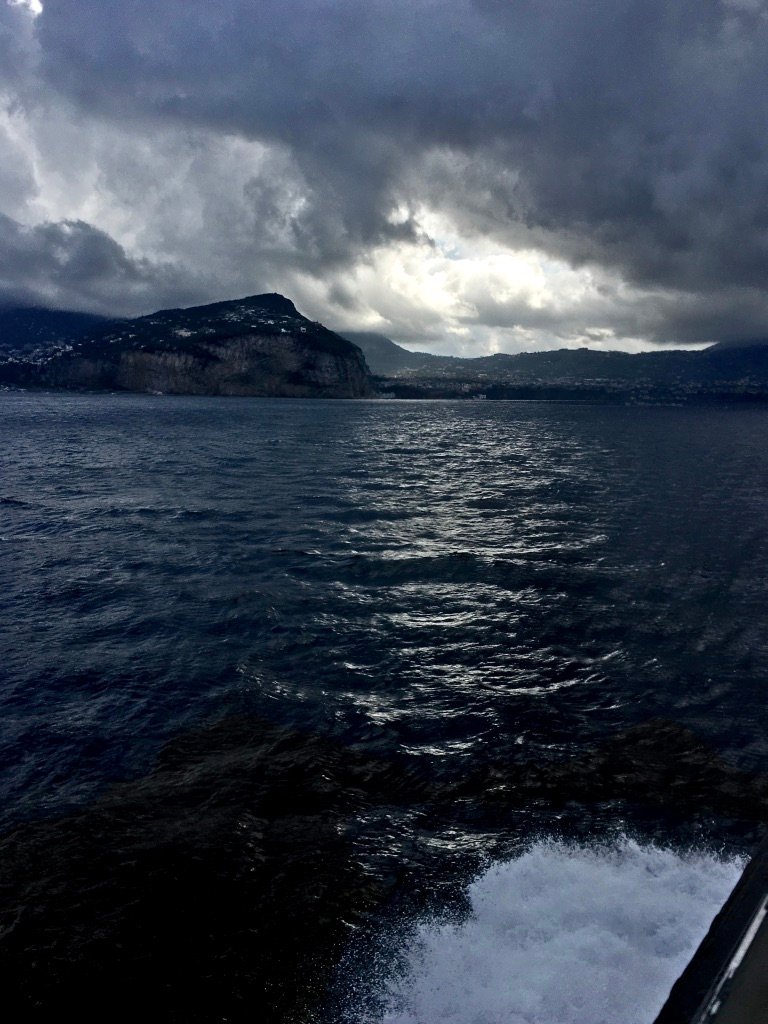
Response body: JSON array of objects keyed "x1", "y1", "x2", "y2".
[
  {"x1": 6, "y1": 0, "x2": 768, "y2": 342},
  {"x1": 0, "y1": 213, "x2": 199, "y2": 313}
]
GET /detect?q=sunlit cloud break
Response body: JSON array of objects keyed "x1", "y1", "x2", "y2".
[{"x1": 7, "y1": 0, "x2": 42, "y2": 16}]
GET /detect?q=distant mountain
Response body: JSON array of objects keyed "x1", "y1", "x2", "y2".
[
  {"x1": 709, "y1": 337, "x2": 768, "y2": 349},
  {"x1": 6, "y1": 302, "x2": 768, "y2": 402},
  {"x1": 0, "y1": 307, "x2": 111, "y2": 360},
  {"x1": 340, "y1": 331, "x2": 447, "y2": 375},
  {"x1": 342, "y1": 329, "x2": 698, "y2": 381},
  {"x1": 344, "y1": 328, "x2": 768, "y2": 402},
  {"x1": 1, "y1": 295, "x2": 372, "y2": 398},
  {"x1": 343, "y1": 328, "x2": 695, "y2": 380}
]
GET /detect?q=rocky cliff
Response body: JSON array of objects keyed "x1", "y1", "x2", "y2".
[
  {"x1": 38, "y1": 330, "x2": 370, "y2": 398},
  {"x1": 1, "y1": 294, "x2": 372, "y2": 398}
]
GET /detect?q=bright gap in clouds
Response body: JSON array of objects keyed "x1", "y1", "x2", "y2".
[
  {"x1": 8, "y1": 0, "x2": 43, "y2": 15},
  {"x1": 0, "y1": 101, "x2": 714, "y2": 354},
  {"x1": 316, "y1": 208, "x2": 697, "y2": 357}
]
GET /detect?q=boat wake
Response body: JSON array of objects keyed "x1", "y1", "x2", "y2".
[{"x1": 351, "y1": 837, "x2": 743, "y2": 1024}]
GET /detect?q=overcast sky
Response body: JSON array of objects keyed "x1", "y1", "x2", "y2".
[{"x1": 2, "y1": 0, "x2": 768, "y2": 353}]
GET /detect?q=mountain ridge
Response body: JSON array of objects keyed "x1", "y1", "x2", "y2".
[
  {"x1": 342, "y1": 329, "x2": 768, "y2": 387},
  {"x1": 4, "y1": 299, "x2": 768, "y2": 401},
  {"x1": 0, "y1": 294, "x2": 372, "y2": 398},
  {"x1": 0, "y1": 307, "x2": 113, "y2": 361}
]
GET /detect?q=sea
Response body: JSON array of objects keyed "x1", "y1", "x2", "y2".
[{"x1": 1, "y1": 392, "x2": 767, "y2": 1023}]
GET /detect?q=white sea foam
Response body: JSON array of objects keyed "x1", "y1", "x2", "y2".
[{"x1": 359, "y1": 838, "x2": 743, "y2": 1024}]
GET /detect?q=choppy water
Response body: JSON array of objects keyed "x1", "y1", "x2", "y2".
[{"x1": 1, "y1": 393, "x2": 768, "y2": 1022}]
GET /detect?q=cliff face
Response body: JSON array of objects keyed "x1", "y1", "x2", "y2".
[
  {"x1": 1, "y1": 294, "x2": 373, "y2": 398},
  {"x1": 40, "y1": 332, "x2": 371, "y2": 398}
]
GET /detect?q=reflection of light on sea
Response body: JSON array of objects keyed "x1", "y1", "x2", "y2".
[{"x1": 355, "y1": 838, "x2": 742, "y2": 1024}]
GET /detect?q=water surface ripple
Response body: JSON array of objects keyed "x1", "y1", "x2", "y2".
[
  {"x1": 2, "y1": 395, "x2": 768, "y2": 1020},
  {"x1": 1, "y1": 395, "x2": 768, "y2": 826}
]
